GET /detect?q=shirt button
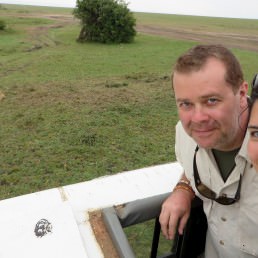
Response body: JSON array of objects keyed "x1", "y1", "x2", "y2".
[
  {"x1": 221, "y1": 217, "x2": 227, "y2": 222},
  {"x1": 219, "y1": 240, "x2": 224, "y2": 245}
]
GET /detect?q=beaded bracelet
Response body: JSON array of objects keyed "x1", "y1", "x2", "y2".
[
  {"x1": 178, "y1": 179, "x2": 191, "y2": 186},
  {"x1": 173, "y1": 182, "x2": 195, "y2": 197}
]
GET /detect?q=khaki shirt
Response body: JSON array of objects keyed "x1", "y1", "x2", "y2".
[{"x1": 175, "y1": 121, "x2": 258, "y2": 258}]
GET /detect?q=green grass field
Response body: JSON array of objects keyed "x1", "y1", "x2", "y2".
[{"x1": 1, "y1": 4, "x2": 258, "y2": 256}]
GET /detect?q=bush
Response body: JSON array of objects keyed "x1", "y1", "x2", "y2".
[
  {"x1": 0, "y1": 19, "x2": 6, "y2": 31},
  {"x1": 73, "y1": 0, "x2": 136, "y2": 43}
]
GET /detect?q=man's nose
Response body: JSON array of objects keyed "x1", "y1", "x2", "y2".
[{"x1": 191, "y1": 106, "x2": 209, "y2": 123}]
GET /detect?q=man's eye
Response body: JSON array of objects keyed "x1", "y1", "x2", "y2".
[
  {"x1": 207, "y1": 98, "x2": 218, "y2": 104},
  {"x1": 179, "y1": 102, "x2": 191, "y2": 108}
]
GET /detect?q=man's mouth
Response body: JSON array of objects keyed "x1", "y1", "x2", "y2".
[{"x1": 192, "y1": 128, "x2": 214, "y2": 137}]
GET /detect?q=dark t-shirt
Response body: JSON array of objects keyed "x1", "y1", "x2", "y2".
[{"x1": 212, "y1": 148, "x2": 240, "y2": 182}]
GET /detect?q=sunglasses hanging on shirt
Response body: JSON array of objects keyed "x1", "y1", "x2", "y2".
[{"x1": 193, "y1": 146, "x2": 242, "y2": 205}]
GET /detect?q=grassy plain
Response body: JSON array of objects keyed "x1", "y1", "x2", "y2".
[
  {"x1": 0, "y1": 4, "x2": 186, "y2": 198},
  {"x1": 1, "y1": 4, "x2": 258, "y2": 256}
]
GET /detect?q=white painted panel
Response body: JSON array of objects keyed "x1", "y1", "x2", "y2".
[
  {"x1": 0, "y1": 199, "x2": 88, "y2": 258},
  {"x1": 0, "y1": 162, "x2": 183, "y2": 258}
]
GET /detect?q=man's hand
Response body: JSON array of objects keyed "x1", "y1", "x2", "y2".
[{"x1": 159, "y1": 189, "x2": 193, "y2": 240}]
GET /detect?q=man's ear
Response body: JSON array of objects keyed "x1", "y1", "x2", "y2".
[{"x1": 239, "y1": 81, "x2": 248, "y2": 108}]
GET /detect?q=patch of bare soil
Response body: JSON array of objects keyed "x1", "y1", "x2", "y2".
[
  {"x1": 0, "y1": 91, "x2": 5, "y2": 101},
  {"x1": 136, "y1": 24, "x2": 258, "y2": 52},
  {"x1": 27, "y1": 14, "x2": 77, "y2": 49},
  {"x1": 89, "y1": 210, "x2": 120, "y2": 258},
  {"x1": 5, "y1": 13, "x2": 78, "y2": 50}
]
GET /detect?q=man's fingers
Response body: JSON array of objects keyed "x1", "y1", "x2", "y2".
[
  {"x1": 160, "y1": 212, "x2": 177, "y2": 240},
  {"x1": 178, "y1": 214, "x2": 189, "y2": 235},
  {"x1": 159, "y1": 189, "x2": 192, "y2": 240},
  {"x1": 168, "y1": 219, "x2": 177, "y2": 240},
  {"x1": 159, "y1": 212, "x2": 170, "y2": 239},
  {"x1": 169, "y1": 212, "x2": 180, "y2": 240}
]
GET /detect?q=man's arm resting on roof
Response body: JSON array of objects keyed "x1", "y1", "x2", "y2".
[{"x1": 159, "y1": 173, "x2": 194, "y2": 240}]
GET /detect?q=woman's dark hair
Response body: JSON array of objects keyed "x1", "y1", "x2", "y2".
[{"x1": 251, "y1": 74, "x2": 258, "y2": 103}]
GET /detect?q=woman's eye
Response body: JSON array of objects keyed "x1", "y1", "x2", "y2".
[{"x1": 250, "y1": 131, "x2": 258, "y2": 138}]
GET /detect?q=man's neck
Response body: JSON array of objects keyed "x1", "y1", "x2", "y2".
[{"x1": 224, "y1": 104, "x2": 249, "y2": 151}]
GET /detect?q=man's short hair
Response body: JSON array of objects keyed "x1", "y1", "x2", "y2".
[{"x1": 172, "y1": 44, "x2": 244, "y2": 93}]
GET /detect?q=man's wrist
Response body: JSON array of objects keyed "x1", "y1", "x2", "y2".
[{"x1": 173, "y1": 180, "x2": 195, "y2": 198}]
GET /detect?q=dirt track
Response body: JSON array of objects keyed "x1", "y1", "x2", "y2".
[
  {"x1": 47, "y1": 14, "x2": 258, "y2": 52},
  {"x1": 136, "y1": 24, "x2": 258, "y2": 52},
  {"x1": 9, "y1": 12, "x2": 258, "y2": 52}
]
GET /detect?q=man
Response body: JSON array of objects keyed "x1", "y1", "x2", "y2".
[{"x1": 159, "y1": 44, "x2": 258, "y2": 257}]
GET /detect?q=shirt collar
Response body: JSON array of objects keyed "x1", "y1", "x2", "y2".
[{"x1": 236, "y1": 131, "x2": 252, "y2": 165}]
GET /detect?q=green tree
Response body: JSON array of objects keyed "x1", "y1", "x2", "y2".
[{"x1": 73, "y1": 0, "x2": 136, "y2": 43}]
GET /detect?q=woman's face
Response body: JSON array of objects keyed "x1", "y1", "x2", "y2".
[{"x1": 247, "y1": 100, "x2": 258, "y2": 171}]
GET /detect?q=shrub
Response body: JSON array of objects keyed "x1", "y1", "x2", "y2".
[
  {"x1": 73, "y1": 0, "x2": 136, "y2": 43},
  {"x1": 0, "y1": 19, "x2": 6, "y2": 30}
]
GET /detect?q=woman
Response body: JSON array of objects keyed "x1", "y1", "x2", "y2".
[{"x1": 247, "y1": 74, "x2": 258, "y2": 171}]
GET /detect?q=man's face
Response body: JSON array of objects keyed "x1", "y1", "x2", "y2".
[
  {"x1": 173, "y1": 58, "x2": 247, "y2": 151},
  {"x1": 247, "y1": 100, "x2": 258, "y2": 171}
]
